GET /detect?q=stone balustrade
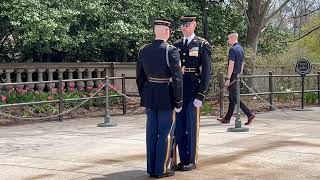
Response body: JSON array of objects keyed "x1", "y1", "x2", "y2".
[{"x1": 0, "y1": 62, "x2": 137, "y2": 93}]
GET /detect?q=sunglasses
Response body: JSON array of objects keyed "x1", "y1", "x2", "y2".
[{"x1": 180, "y1": 22, "x2": 191, "y2": 28}]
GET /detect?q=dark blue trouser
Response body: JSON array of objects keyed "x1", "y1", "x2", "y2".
[
  {"x1": 176, "y1": 100, "x2": 200, "y2": 164},
  {"x1": 146, "y1": 108, "x2": 175, "y2": 176},
  {"x1": 224, "y1": 74, "x2": 252, "y2": 120}
]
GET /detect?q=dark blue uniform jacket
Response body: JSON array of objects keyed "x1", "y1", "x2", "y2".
[
  {"x1": 174, "y1": 36, "x2": 211, "y2": 101},
  {"x1": 136, "y1": 40, "x2": 183, "y2": 110}
]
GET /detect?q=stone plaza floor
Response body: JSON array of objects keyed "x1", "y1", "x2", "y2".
[{"x1": 0, "y1": 107, "x2": 320, "y2": 180}]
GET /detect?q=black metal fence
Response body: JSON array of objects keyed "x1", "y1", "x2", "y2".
[
  {"x1": 0, "y1": 74, "x2": 132, "y2": 121},
  {"x1": 216, "y1": 71, "x2": 320, "y2": 117},
  {"x1": 1, "y1": 71, "x2": 319, "y2": 122}
]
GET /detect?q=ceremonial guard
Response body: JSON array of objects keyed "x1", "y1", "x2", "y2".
[
  {"x1": 136, "y1": 18, "x2": 183, "y2": 178},
  {"x1": 173, "y1": 15, "x2": 212, "y2": 171}
]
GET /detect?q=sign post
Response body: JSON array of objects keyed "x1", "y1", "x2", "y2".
[{"x1": 295, "y1": 58, "x2": 312, "y2": 109}]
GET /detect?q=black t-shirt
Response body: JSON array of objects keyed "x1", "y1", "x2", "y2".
[{"x1": 228, "y1": 43, "x2": 244, "y2": 74}]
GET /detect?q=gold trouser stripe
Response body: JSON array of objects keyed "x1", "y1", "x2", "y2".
[
  {"x1": 163, "y1": 111, "x2": 176, "y2": 173},
  {"x1": 195, "y1": 107, "x2": 200, "y2": 162}
]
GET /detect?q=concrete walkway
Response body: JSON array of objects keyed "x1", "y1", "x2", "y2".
[{"x1": 0, "y1": 107, "x2": 320, "y2": 180}]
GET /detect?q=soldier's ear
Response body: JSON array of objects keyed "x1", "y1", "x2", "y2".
[{"x1": 166, "y1": 28, "x2": 170, "y2": 35}]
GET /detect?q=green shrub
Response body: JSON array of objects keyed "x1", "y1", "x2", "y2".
[
  {"x1": 304, "y1": 92, "x2": 317, "y2": 104},
  {"x1": 202, "y1": 102, "x2": 211, "y2": 115},
  {"x1": 275, "y1": 93, "x2": 294, "y2": 102}
]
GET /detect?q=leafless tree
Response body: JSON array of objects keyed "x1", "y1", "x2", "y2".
[{"x1": 235, "y1": 0, "x2": 319, "y2": 73}]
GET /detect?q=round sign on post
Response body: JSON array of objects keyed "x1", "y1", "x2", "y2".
[
  {"x1": 295, "y1": 58, "x2": 312, "y2": 75},
  {"x1": 295, "y1": 58, "x2": 312, "y2": 110}
]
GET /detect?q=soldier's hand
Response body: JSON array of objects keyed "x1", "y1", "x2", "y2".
[
  {"x1": 193, "y1": 99, "x2": 202, "y2": 108},
  {"x1": 224, "y1": 79, "x2": 230, "y2": 87},
  {"x1": 175, "y1": 107, "x2": 182, "y2": 113}
]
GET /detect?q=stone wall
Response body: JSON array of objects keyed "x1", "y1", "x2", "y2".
[{"x1": 0, "y1": 62, "x2": 137, "y2": 93}]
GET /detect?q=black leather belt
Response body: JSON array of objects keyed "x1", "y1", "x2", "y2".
[{"x1": 148, "y1": 77, "x2": 172, "y2": 83}]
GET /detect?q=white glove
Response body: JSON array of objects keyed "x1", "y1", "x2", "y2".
[
  {"x1": 193, "y1": 99, "x2": 202, "y2": 108},
  {"x1": 174, "y1": 107, "x2": 182, "y2": 113}
]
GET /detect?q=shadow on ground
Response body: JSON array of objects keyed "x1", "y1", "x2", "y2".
[
  {"x1": 199, "y1": 140, "x2": 320, "y2": 169},
  {"x1": 89, "y1": 170, "x2": 150, "y2": 180}
]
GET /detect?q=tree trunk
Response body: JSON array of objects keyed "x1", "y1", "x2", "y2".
[
  {"x1": 244, "y1": 28, "x2": 260, "y2": 92},
  {"x1": 245, "y1": 0, "x2": 265, "y2": 75},
  {"x1": 241, "y1": 0, "x2": 291, "y2": 92},
  {"x1": 245, "y1": 18, "x2": 262, "y2": 92},
  {"x1": 245, "y1": 26, "x2": 260, "y2": 75}
]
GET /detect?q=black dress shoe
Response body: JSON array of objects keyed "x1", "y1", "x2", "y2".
[
  {"x1": 181, "y1": 163, "x2": 196, "y2": 171},
  {"x1": 217, "y1": 118, "x2": 230, "y2": 124},
  {"x1": 155, "y1": 169, "x2": 175, "y2": 178},
  {"x1": 175, "y1": 162, "x2": 185, "y2": 171},
  {"x1": 245, "y1": 114, "x2": 256, "y2": 125}
]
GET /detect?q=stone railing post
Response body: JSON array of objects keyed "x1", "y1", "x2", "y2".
[
  {"x1": 86, "y1": 68, "x2": 94, "y2": 90},
  {"x1": 0, "y1": 70, "x2": 3, "y2": 90},
  {"x1": 67, "y1": 69, "x2": 75, "y2": 91},
  {"x1": 47, "y1": 69, "x2": 56, "y2": 91},
  {"x1": 95, "y1": 68, "x2": 103, "y2": 88},
  {"x1": 76, "y1": 69, "x2": 84, "y2": 91},
  {"x1": 36, "y1": 69, "x2": 45, "y2": 92},
  {"x1": 58, "y1": 69, "x2": 66, "y2": 91},
  {"x1": 5, "y1": 69, "x2": 14, "y2": 91},
  {"x1": 15, "y1": 69, "x2": 25, "y2": 90},
  {"x1": 26, "y1": 69, "x2": 35, "y2": 91}
]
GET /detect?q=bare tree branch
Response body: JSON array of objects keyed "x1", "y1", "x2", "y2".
[
  {"x1": 285, "y1": 7, "x2": 320, "y2": 20},
  {"x1": 241, "y1": 0, "x2": 250, "y2": 26},
  {"x1": 267, "y1": 0, "x2": 276, "y2": 13},
  {"x1": 234, "y1": 0, "x2": 242, "y2": 7},
  {"x1": 276, "y1": 10, "x2": 290, "y2": 29},
  {"x1": 261, "y1": 0, "x2": 272, "y2": 25},
  {"x1": 262, "y1": 0, "x2": 272, "y2": 14},
  {"x1": 288, "y1": 24, "x2": 320, "y2": 43},
  {"x1": 265, "y1": 0, "x2": 291, "y2": 22},
  {"x1": 261, "y1": 22, "x2": 270, "y2": 33}
]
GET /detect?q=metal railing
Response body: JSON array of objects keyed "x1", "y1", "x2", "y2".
[
  {"x1": 0, "y1": 74, "x2": 134, "y2": 121},
  {"x1": 216, "y1": 71, "x2": 320, "y2": 117},
  {"x1": 1, "y1": 70, "x2": 319, "y2": 122}
]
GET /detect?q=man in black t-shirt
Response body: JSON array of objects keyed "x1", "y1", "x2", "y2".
[{"x1": 217, "y1": 31, "x2": 255, "y2": 125}]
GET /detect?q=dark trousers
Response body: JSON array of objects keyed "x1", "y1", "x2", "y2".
[
  {"x1": 176, "y1": 100, "x2": 200, "y2": 164},
  {"x1": 146, "y1": 108, "x2": 175, "y2": 176},
  {"x1": 224, "y1": 74, "x2": 252, "y2": 120}
]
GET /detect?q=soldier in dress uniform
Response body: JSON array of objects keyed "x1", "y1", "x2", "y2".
[
  {"x1": 173, "y1": 15, "x2": 212, "y2": 171},
  {"x1": 136, "y1": 18, "x2": 183, "y2": 178}
]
